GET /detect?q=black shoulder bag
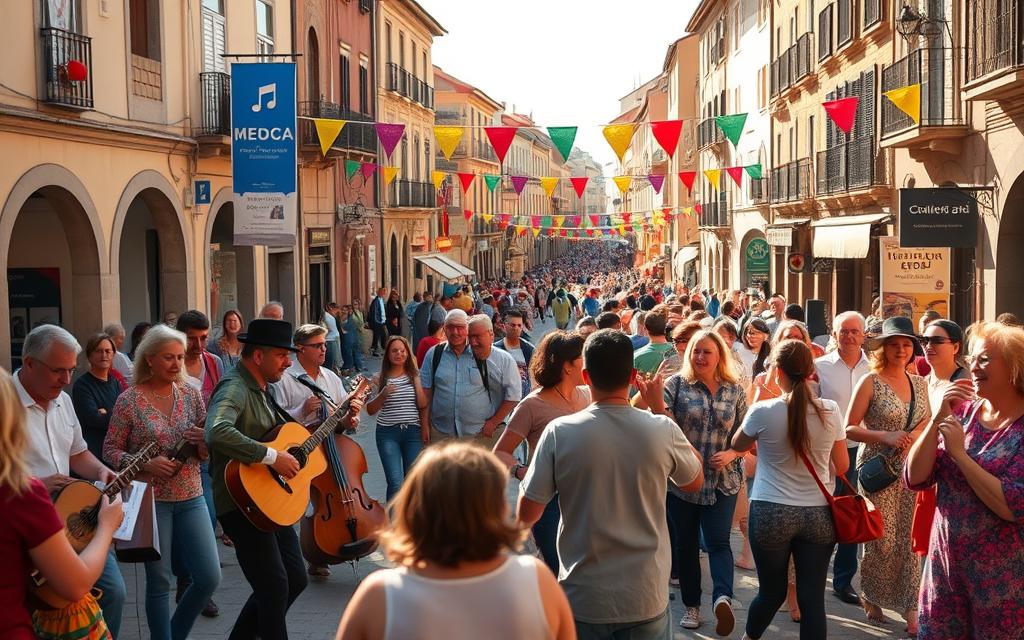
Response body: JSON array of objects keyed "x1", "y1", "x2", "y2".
[{"x1": 857, "y1": 373, "x2": 916, "y2": 493}]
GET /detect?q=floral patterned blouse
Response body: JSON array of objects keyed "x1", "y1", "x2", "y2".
[
  {"x1": 664, "y1": 374, "x2": 748, "y2": 504},
  {"x1": 103, "y1": 383, "x2": 206, "y2": 502}
]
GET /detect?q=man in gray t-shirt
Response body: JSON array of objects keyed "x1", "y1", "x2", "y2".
[{"x1": 518, "y1": 330, "x2": 703, "y2": 636}]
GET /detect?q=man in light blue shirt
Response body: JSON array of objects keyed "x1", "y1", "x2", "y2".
[
  {"x1": 323, "y1": 303, "x2": 341, "y2": 373},
  {"x1": 421, "y1": 310, "x2": 521, "y2": 446}
]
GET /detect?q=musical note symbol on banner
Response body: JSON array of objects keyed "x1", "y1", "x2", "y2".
[{"x1": 251, "y1": 83, "x2": 277, "y2": 112}]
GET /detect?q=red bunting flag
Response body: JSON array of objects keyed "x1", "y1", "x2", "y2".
[
  {"x1": 586, "y1": 228, "x2": 594, "y2": 236},
  {"x1": 662, "y1": 207, "x2": 673, "y2": 218},
  {"x1": 531, "y1": 215, "x2": 541, "y2": 228},
  {"x1": 589, "y1": 215, "x2": 600, "y2": 226},
  {"x1": 570, "y1": 215, "x2": 581, "y2": 227},
  {"x1": 484, "y1": 126, "x2": 517, "y2": 164},
  {"x1": 622, "y1": 213, "x2": 631, "y2": 224},
  {"x1": 560, "y1": 229, "x2": 567, "y2": 237},
  {"x1": 694, "y1": 203, "x2": 703, "y2": 216},
  {"x1": 822, "y1": 96, "x2": 859, "y2": 134},
  {"x1": 518, "y1": 227, "x2": 527, "y2": 236},
  {"x1": 651, "y1": 120, "x2": 684, "y2": 158},
  {"x1": 678, "y1": 171, "x2": 697, "y2": 192},
  {"x1": 726, "y1": 166, "x2": 744, "y2": 187},
  {"x1": 360, "y1": 162, "x2": 377, "y2": 180},
  {"x1": 457, "y1": 172, "x2": 475, "y2": 193},
  {"x1": 570, "y1": 176, "x2": 589, "y2": 198},
  {"x1": 463, "y1": 209, "x2": 473, "y2": 221}
]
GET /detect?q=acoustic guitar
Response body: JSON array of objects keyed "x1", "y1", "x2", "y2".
[
  {"x1": 30, "y1": 441, "x2": 157, "y2": 609},
  {"x1": 225, "y1": 378, "x2": 371, "y2": 532}
]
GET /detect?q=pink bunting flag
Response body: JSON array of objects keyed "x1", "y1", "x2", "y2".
[
  {"x1": 374, "y1": 123, "x2": 405, "y2": 159},
  {"x1": 678, "y1": 171, "x2": 697, "y2": 192},
  {"x1": 648, "y1": 174, "x2": 665, "y2": 194},
  {"x1": 570, "y1": 215, "x2": 581, "y2": 227},
  {"x1": 651, "y1": 120, "x2": 684, "y2": 158},
  {"x1": 569, "y1": 176, "x2": 589, "y2": 198},
  {"x1": 693, "y1": 203, "x2": 703, "y2": 216},
  {"x1": 360, "y1": 162, "x2": 377, "y2": 179},
  {"x1": 726, "y1": 167, "x2": 744, "y2": 187},
  {"x1": 822, "y1": 96, "x2": 860, "y2": 134},
  {"x1": 457, "y1": 172, "x2": 475, "y2": 193},
  {"x1": 531, "y1": 215, "x2": 541, "y2": 228},
  {"x1": 484, "y1": 126, "x2": 517, "y2": 164},
  {"x1": 510, "y1": 176, "x2": 529, "y2": 195}
]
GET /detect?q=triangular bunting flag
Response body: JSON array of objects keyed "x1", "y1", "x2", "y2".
[
  {"x1": 694, "y1": 203, "x2": 703, "y2": 216},
  {"x1": 613, "y1": 176, "x2": 632, "y2": 193},
  {"x1": 532, "y1": 227, "x2": 541, "y2": 237},
  {"x1": 547, "y1": 127, "x2": 577, "y2": 162},
  {"x1": 542, "y1": 215, "x2": 553, "y2": 228},
  {"x1": 648, "y1": 174, "x2": 665, "y2": 194},
  {"x1": 883, "y1": 83, "x2": 921, "y2": 124},
  {"x1": 518, "y1": 227, "x2": 527, "y2": 236},
  {"x1": 457, "y1": 172, "x2": 475, "y2": 193},
  {"x1": 484, "y1": 174, "x2": 501, "y2": 193},
  {"x1": 345, "y1": 159, "x2": 360, "y2": 180},
  {"x1": 679, "y1": 171, "x2": 697, "y2": 192},
  {"x1": 744, "y1": 163, "x2": 763, "y2": 180},
  {"x1": 433, "y1": 126, "x2": 464, "y2": 160},
  {"x1": 463, "y1": 209, "x2": 473, "y2": 221},
  {"x1": 553, "y1": 215, "x2": 564, "y2": 228},
  {"x1": 568, "y1": 176, "x2": 589, "y2": 198},
  {"x1": 570, "y1": 215, "x2": 581, "y2": 227},
  {"x1": 511, "y1": 176, "x2": 529, "y2": 195},
  {"x1": 560, "y1": 228, "x2": 567, "y2": 237},
  {"x1": 822, "y1": 96, "x2": 859, "y2": 134},
  {"x1": 603, "y1": 124, "x2": 636, "y2": 162},
  {"x1": 715, "y1": 113, "x2": 748, "y2": 147},
  {"x1": 360, "y1": 163, "x2": 377, "y2": 180},
  {"x1": 651, "y1": 120, "x2": 684, "y2": 158},
  {"x1": 432, "y1": 170, "x2": 446, "y2": 190},
  {"x1": 374, "y1": 123, "x2": 405, "y2": 159},
  {"x1": 540, "y1": 177, "x2": 559, "y2": 197},
  {"x1": 622, "y1": 213, "x2": 631, "y2": 224},
  {"x1": 589, "y1": 215, "x2": 600, "y2": 226},
  {"x1": 726, "y1": 166, "x2": 743, "y2": 187},
  {"x1": 481, "y1": 213, "x2": 493, "y2": 223},
  {"x1": 382, "y1": 166, "x2": 400, "y2": 186},
  {"x1": 484, "y1": 126, "x2": 517, "y2": 164},
  {"x1": 314, "y1": 119, "x2": 345, "y2": 157},
  {"x1": 704, "y1": 169, "x2": 721, "y2": 189},
  {"x1": 531, "y1": 215, "x2": 541, "y2": 228}
]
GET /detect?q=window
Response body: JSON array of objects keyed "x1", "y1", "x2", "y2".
[
  {"x1": 256, "y1": 0, "x2": 274, "y2": 58},
  {"x1": 807, "y1": 0, "x2": 815, "y2": 32},
  {"x1": 359, "y1": 61, "x2": 368, "y2": 115},
  {"x1": 412, "y1": 42, "x2": 418, "y2": 78},
  {"x1": 129, "y1": 0, "x2": 161, "y2": 60},
  {"x1": 424, "y1": 140, "x2": 431, "y2": 180},
  {"x1": 385, "y1": 22, "x2": 392, "y2": 65},
  {"x1": 808, "y1": 115, "x2": 815, "y2": 157},
  {"x1": 340, "y1": 54, "x2": 351, "y2": 111},
  {"x1": 45, "y1": 0, "x2": 81, "y2": 31},
  {"x1": 414, "y1": 135, "x2": 421, "y2": 180},
  {"x1": 307, "y1": 29, "x2": 320, "y2": 99},
  {"x1": 202, "y1": 0, "x2": 223, "y2": 12},
  {"x1": 399, "y1": 32, "x2": 405, "y2": 68},
  {"x1": 201, "y1": 0, "x2": 226, "y2": 72},
  {"x1": 422, "y1": 52, "x2": 428, "y2": 81}
]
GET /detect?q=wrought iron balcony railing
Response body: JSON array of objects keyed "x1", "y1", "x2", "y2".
[
  {"x1": 698, "y1": 117, "x2": 724, "y2": 148},
  {"x1": 966, "y1": 0, "x2": 1024, "y2": 83},
  {"x1": 769, "y1": 158, "x2": 813, "y2": 203},
  {"x1": 298, "y1": 102, "x2": 376, "y2": 153},
  {"x1": 699, "y1": 194, "x2": 731, "y2": 228},
  {"x1": 815, "y1": 136, "x2": 887, "y2": 194},
  {"x1": 197, "y1": 71, "x2": 230, "y2": 136},
  {"x1": 881, "y1": 47, "x2": 964, "y2": 136},
  {"x1": 386, "y1": 62, "x2": 434, "y2": 109},
  {"x1": 389, "y1": 179, "x2": 436, "y2": 208},
  {"x1": 41, "y1": 27, "x2": 94, "y2": 109}
]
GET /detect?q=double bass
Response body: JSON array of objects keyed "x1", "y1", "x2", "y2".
[{"x1": 299, "y1": 377, "x2": 387, "y2": 565}]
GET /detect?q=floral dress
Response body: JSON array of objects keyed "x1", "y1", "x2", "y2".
[
  {"x1": 906, "y1": 401, "x2": 1024, "y2": 639},
  {"x1": 858, "y1": 373, "x2": 931, "y2": 612}
]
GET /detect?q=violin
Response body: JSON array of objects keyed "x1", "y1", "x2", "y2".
[{"x1": 299, "y1": 380, "x2": 387, "y2": 565}]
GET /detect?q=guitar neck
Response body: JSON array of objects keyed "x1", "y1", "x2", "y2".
[
  {"x1": 104, "y1": 442, "x2": 156, "y2": 498},
  {"x1": 298, "y1": 381, "x2": 368, "y2": 457}
]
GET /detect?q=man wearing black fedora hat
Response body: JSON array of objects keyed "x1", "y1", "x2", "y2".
[{"x1": 204, "y1": 319, "x2": 359, "y2": 639}]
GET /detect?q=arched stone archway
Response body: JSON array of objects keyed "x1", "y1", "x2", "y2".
[
  {"x1": 388, "y1": 233, "x2": 399, "y2": 291},
  {"x1": 998, "y1": 173, "x2": 1024, "y2": 319},
  {"x1": 401, "y1": 235, "x2": 411, "y2": 298},
  {"x1": 738, "y1": 229, "x2": 769, "y2": 290},
  {"x1": 0, "y1": 164, "x2": 106, "y2": 367},
  {"x1": 205, "y1": 188, "x2": 258, "y2": 325}
]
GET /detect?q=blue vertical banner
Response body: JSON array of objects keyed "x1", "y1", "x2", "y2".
[{"x1": 230, "y1": 62, "x2": 297, "y2": 246}]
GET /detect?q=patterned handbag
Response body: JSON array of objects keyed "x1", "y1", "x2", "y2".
[{"x1": 32, "y1": 589, "x2": 112, "y2": 640}]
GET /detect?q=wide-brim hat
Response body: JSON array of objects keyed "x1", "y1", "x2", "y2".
[
  {"x1": 238, "y1": 319, "x2": 300, "y2": 352},
  {"x1": 865, "y1": 316, "x2": 924, "y2": 356}
]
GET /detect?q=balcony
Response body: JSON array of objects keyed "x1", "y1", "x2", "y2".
[
  {"x1": 299, "y1": 102, "x2": 376, "y2": 155},
  {"x1": 698, "y1": 117, "x2": 724, "y2": 149},
  {"x1": 880, "y1": 48, "x2": 967, "y2": 151},
  {"x1": 965, "y1": 0, "x2": 1024, "y2": 100},
  {"x1": 770, "y1": 158, "x2": 814, "y2": 203},
  {"x1": 699, "y1": 194, "x2": 731, "y2": 229},
  {"x1": 197, "y1": 72, "x2": 230, "y2": 137},
  {"x1": 40, "y1": 27, "x2": 93, "y2": 109},
  {"x1": 815, "y1": 136, "x2": 888, "y2": 196},
  {"x1": 772, "y1": 33, "x2": 814, "y2": 99},
  {"x1": 750, "y1": 177, "x2": 769, "y2": 204},
  {"x1": 389, "y1": 180, "x2": 436, "y2": 208},
  {"x1": 386, "y1": 63, "x2": 434, "y2": 110},
  {"x1": 434, "y1": 109, "x2": 463, "y2": 124}
]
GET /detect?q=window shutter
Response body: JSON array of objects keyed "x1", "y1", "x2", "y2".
[{"x1": 202, "y1": 10, "x2": 226, "y2": 73}]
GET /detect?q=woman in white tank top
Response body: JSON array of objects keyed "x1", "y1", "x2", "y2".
[{"x1": 335, "y1": 443, "x2": 575, "y2": 640}]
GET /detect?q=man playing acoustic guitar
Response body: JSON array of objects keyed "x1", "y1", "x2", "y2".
[{"x1": 205, "y1": 319, "x2": 360, "y2": 640}]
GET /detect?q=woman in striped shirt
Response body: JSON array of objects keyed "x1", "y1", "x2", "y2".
[{"x1": 366, "y1": 336, "x2": 429, "y2": 501}]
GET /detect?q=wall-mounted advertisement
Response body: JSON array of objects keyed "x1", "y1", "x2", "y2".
[{"x1": 879, "y1": 236, "x2": 950, "y2": 320}]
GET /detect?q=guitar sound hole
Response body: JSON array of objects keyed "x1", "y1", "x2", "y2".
[{"x1": 288, "y1": 447, "x2": 307, "y2": 468}]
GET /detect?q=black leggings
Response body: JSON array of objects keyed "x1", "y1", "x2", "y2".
[{"x1": 745, "y1": 500, "x2": 836, "y2": 640}]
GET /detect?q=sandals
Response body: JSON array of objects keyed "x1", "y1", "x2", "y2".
[{"x1": 863, "y1": 599, "x2": 885, "y2": 623}]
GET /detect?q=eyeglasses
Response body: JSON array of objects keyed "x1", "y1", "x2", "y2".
[
  {"x1": 919, "y1": 336, "x2": 952, "y2": 347},
  {"x1": 301, "y1": 342, "x2": 328, "y2": 351},
  {"x1": 35, "y1": 361, "x2": 76, "y2": 377},
  {"x1": 965, "y1": 354, "x2": 991, "y2": 367}
]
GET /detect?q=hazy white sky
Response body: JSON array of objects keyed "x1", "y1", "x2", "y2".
[{"x1": 427, "y1": 0, "x2": 700, "y2": 173}]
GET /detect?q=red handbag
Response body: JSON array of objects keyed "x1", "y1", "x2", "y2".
[{"x1": 800, "y1": 451, "x2": 885, "y2": 544}]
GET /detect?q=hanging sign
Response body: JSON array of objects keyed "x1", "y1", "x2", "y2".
[
  {"x1": 787, "y1": 253, "x2": 806, "y2": 273},
  {"x1": 879, "y1": 236, "x2": 950, "y2": 319},
  {"x1": 744, "y1": 238, "x2": 770, "y2": 286},
  {"x1": 231, "y1": 62, "x2": 297, "y2": 246},
  {"x1": 898, "y1": 188, "x2": 978, "y2": 248},
  {"x1": 767, "y1": 227, "x2": 793, "y2": 247}
]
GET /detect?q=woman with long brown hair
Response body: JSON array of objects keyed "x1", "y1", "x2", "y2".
[
  {"x1": 366, "y1": 335, "x2": 429, "y2": 500},
  {"x1": 208, "y1": 309, "x2": 243, "y2": 370},
  {"x1": 731, "y1": 340, "x2": 849, "y2": 640}
]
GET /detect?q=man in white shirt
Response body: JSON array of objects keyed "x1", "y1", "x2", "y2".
[
  {"x1": 813, "y1": 310, "x2": 870, "y2": 606},
  {"x1": 103, "y1": 322, "x2": 133, "y2": 379},
  {"x1": 17, "y1": 324, "x2": 126, "y2": 636}
]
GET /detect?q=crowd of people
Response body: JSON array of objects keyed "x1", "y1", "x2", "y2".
[{"x1": 2, "y1": 242, "x2": 1023, "y2": 640}]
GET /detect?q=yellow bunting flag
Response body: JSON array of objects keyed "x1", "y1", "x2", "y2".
[
  {"x1": 704, "y1": 169, "x2": 721, "y2": 189},
  {"x1": 603, "y1": 124, "x2": 636, "y2": 162},
  {"x1": 883, "y1": 83, "x2": 921, "y2": 124},
  {"x1": 433, "y1": 126, "x2": 464, "y2": 161},
  {"x1": 382, "y1": 166, "x2": 400, "y2": 186},
  {"x1": 613, "y1": 176, "x2": 632, "y2": 193},
  {"x1": 432, "y1": 170, "x2": 446, "y2": 190},
  {"x1": 540, "y1": 177, "x2": 559, "y2": 197},
  {"x1": 481, "y1": 213, "x2": 494, "y2": 223},
  {"x1": 313, "y1": 119, "x2": 345, "y2": 157},
  {"x1": 618, "y1": 224, "x2": 627, "y2": 235},
  {"x1": 553, "y1": 215, "x2": 564, "y2": 228},
  {"x1": 532, "y1": 227, "x2": 541, "y2": 237}
]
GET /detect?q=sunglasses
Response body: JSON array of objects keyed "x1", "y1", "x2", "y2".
[{"x1": 919, "y1": 336, "x2": 953, "y2": 347}]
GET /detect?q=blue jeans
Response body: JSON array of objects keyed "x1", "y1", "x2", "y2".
[
  {"x1": 575, "y1": 608, "x2": 671, "y2": 640},
  {"x1": 667, "y1": 490, "x2": 738, "y2": 606},
  {"x1": 533, "y1": 497, "x2": 560, "y2": 576},
  {"x1": 325, "y1": 338, "x2": 340, "y2": 372},
  {"x1": 96, "y1": 549, "x2": 125, "y2": 638},
  {"x1": 146, "y1": 496, "x2": 222, "y2": 640},
  {"x1": 832, "y1": 446, "x2": 861, "y2": 590},
  {"x1": 375, "y1": 423, "x2": 424, "y2": 501}
]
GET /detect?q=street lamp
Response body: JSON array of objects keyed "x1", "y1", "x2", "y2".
[{"x1": 896, "y1": 2, "x2": 948, "y2": 41}]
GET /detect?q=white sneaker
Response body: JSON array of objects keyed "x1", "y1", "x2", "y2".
[
  {"x1": 714, "y1": 595, "x2": 736, "y2": 636},
  {"x1": 679, "y1": 606, "x2": 701, "y2": 629}
]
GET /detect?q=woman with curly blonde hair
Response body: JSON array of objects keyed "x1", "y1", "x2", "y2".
[{"x1": 335, "y1": 443, "x2": 574, "y2": 640}]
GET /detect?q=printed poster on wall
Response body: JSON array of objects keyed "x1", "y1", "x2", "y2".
[
  {"x1": 231, "y1": 62, "x2": 297, "y2": 246},
  {"x1": 879, "y1": 236, "x2": 950, "y2": 320}
]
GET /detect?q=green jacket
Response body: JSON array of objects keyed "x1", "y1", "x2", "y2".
[{"x1": 205, "y1": 363, "x2": 283, "y2": 516}]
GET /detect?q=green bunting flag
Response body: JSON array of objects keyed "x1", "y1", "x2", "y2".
[
  {"x1": 344, "y1": 159, "x2": 360, "y2": 180},
  {"x1": 744, "y1": 163, "x2": 763, "y2": 180},
  {"x1": 547, "y1": 127, "x2": 577, "y2": 162},
  {"x1": 484, "y1": 174, "x2": 501, "y2": 193},
  {"x1": 715, "y1": 113, "x2": 748, "y2": 147}
]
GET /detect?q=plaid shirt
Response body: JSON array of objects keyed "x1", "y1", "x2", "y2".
[{"x1": 664, "y1": 375, "x2": 748, "y2": 504}]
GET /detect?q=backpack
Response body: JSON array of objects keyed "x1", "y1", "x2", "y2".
[{"x1": 551, "y1": 296, "x2": 571, "y2": 319}]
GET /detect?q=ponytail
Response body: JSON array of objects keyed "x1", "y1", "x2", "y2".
[{"x1": 772, "y1": 339, "x2": 824, "y2": 464}]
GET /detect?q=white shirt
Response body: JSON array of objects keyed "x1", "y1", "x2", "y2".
[
  {"x1": 271, "y1": 362, "x2": 349, "y2": 426},
  {"x1": 736, "y1": 343, "x2": 759, "y2": 379},
  {"x1": 814, "y1": 349, "x2": 870, "y2": 429},
  {"x1": 113, "y1": 351, "x2": 133, "y2": 379},
  {"x1": 15, "y1": 370, "x2": 88, "y2": 477}
]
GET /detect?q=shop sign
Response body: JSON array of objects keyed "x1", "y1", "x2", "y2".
[
  {"x1": 879, "y1": 236, "x2": 950, "y2": 319},
  {"x1": 194, "y1": 180, "x2": 211, "y2": 205},
  {"x1": 367, "y1": 244, "x2": 377, "y2": 291},
  {"x1": 436, "y1": 236, "x2": 453, "y2": 252},
  {"x1": 307, "y1": 229, "x2": 331, "y2": 247},
  {"x1": 411, "y1": 219, "x2": 429, "y2": 247},
  {"x1": 744, "y1": 237, "x2": 770, "y2": 286},
  {"x1": 898, "y1": 188, "x2": 978, "y2": 248},
  {"x1": 787, "y1": 253, "x2": 806, "y2": 273},
  {"x1": 766, "y1": 227, "x2": 793, "y2": 247}
]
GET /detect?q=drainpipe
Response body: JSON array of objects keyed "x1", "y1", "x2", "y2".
[
  {"x1": 290, "y1": 0, "x2": 308, "y2": 323},
  {"x1": 371, "y1": 0, "x2": 383, "y2": 301}
]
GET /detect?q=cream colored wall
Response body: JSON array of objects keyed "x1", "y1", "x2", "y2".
[{"x1": 378, "y1": 1, "x2": 435, "y2": 84}]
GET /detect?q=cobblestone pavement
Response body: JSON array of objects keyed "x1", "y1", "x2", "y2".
[{"x1": 118, "y1": 313, "x2": 909, "y2": 639}]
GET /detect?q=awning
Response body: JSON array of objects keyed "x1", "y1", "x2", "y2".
[
  {"x1": 414, "y1": 254, "x2": 475, "y2": 281},
  {"x1": 811, "y1": 213, "x2": 891, "y2": 259}
]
